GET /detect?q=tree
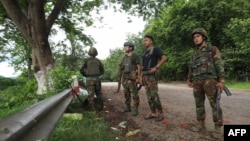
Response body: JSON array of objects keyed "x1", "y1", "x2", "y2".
[
  {"x1": 0, "y1": 0, "x2": 104, "y2": 94},
  {"x1": 0, "y1": 0, "x2": 66, "y2": 94},
  {"x1": 143, "y1": 0, "x2": 250, "y2": 81},
  {"x1": 223, "y1": 18, "x2": 250, "y2": 80},
  {"x1": 102, "y1": 48, "x2": 124, "y2": 82}
]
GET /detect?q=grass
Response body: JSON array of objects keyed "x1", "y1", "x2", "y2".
[
  {"x1": 0, "y1": 100, "x2": 35, "y2": 118},
  {"x1": 49, "y1": 101, "x2": 117, "y2": 141},
  {"x1": 226, "y1": 81, "x2": 250, "y2": 90}
]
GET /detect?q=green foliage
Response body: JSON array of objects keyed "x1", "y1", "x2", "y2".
[
  {"x1": 49, "y1": 66, "x2": 76, "y2": 92},
  {"x1": 0, "y1": 76, "x2": 16, "y2": 90},
  {"x1": 51, "y1": 112, "x2": 116, "y2": 141},
  {"x1": 223, "y1": 18, "x2": 250, "y2": 77},
  {"x1": 50, "y1": 102, "x2": 116, "y2": 141},
  {"x1": 226, "y1": 81, "x2": 250, "y2": 90},
  {"x1": 102, "y1": 48, "x2": 124, "y2": 82},
  {"x1": 143, "y1": 0, "x2": 250, "y2": 81},
  {"x1": 0, "y1": 78, "x2": 37, "y2": 107}
]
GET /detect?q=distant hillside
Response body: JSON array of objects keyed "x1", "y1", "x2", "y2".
[
  {"x1": 0, "y1": 76, "x2": 17, "y2": 90},
  {"x1": 0, "y1": 75, "x2": 17, "y2": 79}
]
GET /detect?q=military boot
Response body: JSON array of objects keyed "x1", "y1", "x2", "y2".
[
  {"x1": 190, "y1": 121, "x2": 206, "y2": 132},
  {"x1": 211, "y1": 125, "x2": 221, "y2": 139},
  {"x1": 122, "y1": 105, "x2": 131, "y2": 113},
  {"x1": 131, "y1": 108, "x2": 138, "y2": 116}
]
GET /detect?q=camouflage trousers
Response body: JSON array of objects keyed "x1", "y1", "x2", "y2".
[
  {"x1": 142, "y1": 75, "x2": 163, "y2": 113},
  {"x1": 122, "y1": 79, "x2": 139, "y2": 108},
  {"x1": 192, "y1": 79, "x2": 223, "y2": 126},
  {"x1": 86, "y1": 77, "x2": 103, "y2": 109}
]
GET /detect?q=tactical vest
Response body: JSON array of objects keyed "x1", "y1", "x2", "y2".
[
  {"x1": 85, "y1": 58, "x2": 101, "y2": 76},
  {"x1": 191, "y1": 46, "x2": 217, "y2": 79},
  {"x1": 142, "y1": 47, "x2": 154, "y2": 70},
  {"x1": 122, "y1": 55, "x2": 137, "y2": 73}
]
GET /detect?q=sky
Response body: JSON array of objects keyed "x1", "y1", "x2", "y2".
[
  {"x1": 0, "y1": 62, "x2": 20, "y2": 78},
  {"x1": 0, "y1": 9, "x2": 146, "y2": 77},
  {"x1": 85, "y1": 9, "x2": 146, "y2": 59}
]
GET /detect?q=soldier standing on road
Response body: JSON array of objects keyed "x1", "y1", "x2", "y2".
[
  {"x1": 142, "y1": 35, "x2": 167, "y2": 122},
  {"x1": 119, "y1": 42, "x2": 142, "y2": 116},
  {"x1": 80, "y1": 47, "x2": 105, "y2": 110},
  {"x1": 187, "y1": 28, "x2": 225, "y2": 139}
]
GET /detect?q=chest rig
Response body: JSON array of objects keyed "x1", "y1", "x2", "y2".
[
  {"x1": 191, "y1": 45, "x2": 217, "y2": 79},
  {"x1": 122, "y1": 55, "x2": 136, "y2": 73}
]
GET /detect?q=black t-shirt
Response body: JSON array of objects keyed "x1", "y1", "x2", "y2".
[{"x1": 142, "y1": 47, "x2": 163, "y2": 71}]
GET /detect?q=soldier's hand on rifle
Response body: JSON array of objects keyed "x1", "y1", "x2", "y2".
[
  {"x1": 217, "y1": 82, "x2": 224, "y2": 93},
  {"x1": 149, "y1": 67, "x2": 158, "y2": 73}
]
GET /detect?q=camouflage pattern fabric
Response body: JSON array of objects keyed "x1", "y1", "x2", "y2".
[
  {"x1": 188, "y1": 45, "x2": 225, "y2": 82},
  {"x1": 122, "y1": 78, "x2": 139, "y2": 108},
  {"x1": 188, "y1": 44, "x2": 225, "y2": 127},
  {"x1": 142, "y1": 75, "x2": 163, "y2": 113},
  {"x1": 86, "y1": 77, "x2": 103, "y2": 110},
  {"x1": 192, "y1": 79, "x2": 223, "y2": 126},
  {"x1": 120, "y1": 54, "x2": 141, "y2": 110}
]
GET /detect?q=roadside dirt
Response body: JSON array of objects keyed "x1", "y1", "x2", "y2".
[{"x1": 98, "y1": 82, "x2": 250, "y2": 141}]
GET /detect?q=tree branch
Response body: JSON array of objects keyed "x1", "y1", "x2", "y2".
[
  {"x1": 0, "y1": 0, "x2": 31, "y2": 43},
  {"x1": 46, "y1": 0, "x2": 67, "y2": 36}
]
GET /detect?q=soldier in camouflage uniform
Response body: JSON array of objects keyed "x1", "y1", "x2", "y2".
[
  {"x1": 187, "y1": 28, "x2": 225, "y2": 139},
  {"x1": 120, "y1": 42, "x2": 141, "y2": 116},
  {"x1": 142, "y1": 35, "x2": 167, "y2": 122},
  {"x1": 80, "y1": 47, "x2": 105, "y2": 110}
]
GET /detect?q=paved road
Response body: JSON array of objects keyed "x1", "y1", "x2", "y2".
[{"x1": 102, "y1": 82, "x2": 250, "y2": 141}]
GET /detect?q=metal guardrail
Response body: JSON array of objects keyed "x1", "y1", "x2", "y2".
[{"x1": 0, "y1": 88, "x2": 73, "y2": 141}]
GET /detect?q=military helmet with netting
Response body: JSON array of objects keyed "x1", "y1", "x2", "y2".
[{"x1": 192, "y1": 28, "x2": 208, "y2": 40}]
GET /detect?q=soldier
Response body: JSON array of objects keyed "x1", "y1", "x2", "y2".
[
  {"x1": 120, "y1": 42, "x2": 141, "y2": 116},
  {"x1": 142, "y1": 35, "x2": 167, "y2": 122},
  {"x1": 187, "y1": 28, "x2": 225, "y2": 139},
  {"x1": 80, "y1": 47, "x2": 105, "y2": 110}
]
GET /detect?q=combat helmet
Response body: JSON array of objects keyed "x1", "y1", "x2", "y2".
[
  {"x1": 88, "y1": 47, "x2": 98, "y2": 57},
  {"x1": 123, "y1": 42, "x2": 134, "y2": 50},
  {"x1": 192, "y1": 28, "x2": 208, "y2": 40}
]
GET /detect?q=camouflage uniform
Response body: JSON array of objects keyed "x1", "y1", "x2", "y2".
[
  {"x1": 188, "y1": 45, "x2": 225, "y2": 125},
  {"x1": 142, "y1": 75, "x2": 162, "y2": 113},
  {"x1": 187, "y1": 28, "x2": 225, "y2": 138},
  {"x1": 142, "y1": 47, "x2": 164, "y2": 115},
  {"x1": 121, "y1": 53, "x2": 140, "y2": 115},
  {"x1": 80, "y1": 47, "x2": 104, "y2": 110}
]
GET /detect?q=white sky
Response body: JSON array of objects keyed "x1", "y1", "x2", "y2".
[
  {"x1": 0, "y1": 9, "x2": 146, "y2": 77},
  {"x1": 85, "y1": 10, "x2": 146, "y2": 59},
  {"x1": 0, "y1": 62, "x2": 20, "y2": 78}
]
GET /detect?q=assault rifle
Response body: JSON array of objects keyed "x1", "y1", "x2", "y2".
[{"x1": 216, "y1": 86, "x2": 232, "y2": 118}]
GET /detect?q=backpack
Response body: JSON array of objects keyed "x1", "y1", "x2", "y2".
[{"x1": 85, "y1": 57, "x2": 101, "y2": 76}]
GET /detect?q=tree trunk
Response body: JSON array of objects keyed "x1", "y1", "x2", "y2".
[
  {"x1": 32, "y1": 40, "x2": 55, "y2": 94},
  {"x1": 1, "y1": 0, "x2": 67, "y2": 94}
]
